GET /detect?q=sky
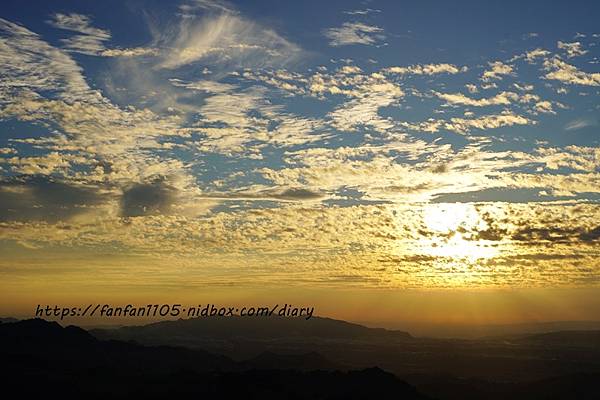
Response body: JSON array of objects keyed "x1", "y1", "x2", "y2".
[{"x1": 1, "y1": 0, "x2": 600, "y2": 329}]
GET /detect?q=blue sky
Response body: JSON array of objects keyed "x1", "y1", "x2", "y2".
[{"x1": 1, "y1": 0, "x2": 600, "y2": 301}]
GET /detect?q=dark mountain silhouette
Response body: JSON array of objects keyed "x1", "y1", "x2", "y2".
[
  {"x1": 0, "y1": 319, "x2": 430, "y2": 399},
  {"x1": 0, "y1": 318, "x2": 235, "y2": 373},
  {"x1": 4, "y1": 318, "x2": 600, "y2": 399}
]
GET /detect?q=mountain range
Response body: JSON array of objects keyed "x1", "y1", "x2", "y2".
[{"x1": 2, "y1": 317, "x2": 600, "y2": 399}]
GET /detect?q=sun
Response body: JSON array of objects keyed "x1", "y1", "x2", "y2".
[
  {"x1": 423, "y1": 203, "x2": 480, "y2": 233},
  {"x1": 421, "y1": 203, "x2": 498, "y2": 260}
]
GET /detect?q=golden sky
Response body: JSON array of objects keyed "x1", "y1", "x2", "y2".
[{"x1": 1, "y1": 1, "x2": 599, "y2": 327}]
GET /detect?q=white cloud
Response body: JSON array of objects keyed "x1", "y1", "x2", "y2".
[
  {"x1": 328, "y1": 84, "x2": 402, "y2": 132},
  {"x1": 534, "y1": 101, "x2": 555, "y2": 114},
  {"x1": 524, "y1": 48, "x2": 550, "y2": 63},
  {"x1": 434, "y1": 91, "x2": 519, "y2": 107},
  {"x1": 557, "y1": 41, "x2": 588, "y2": 58},
  {"x1": 48, "y1": 13, "x2": 157, "y2": 58},
  {"x1": 405, "y1": 113, "x2": 533, "y2": 135},
  {"x1": 0, "y1": 18, "x2": 93, "y2": 101},
  {"x1": 481, "y1": 61, "x2": 514, "y2": 81},
  {"x1": 343, "y1": 8, "x2": 381, "y2": 16},
  {"x1": 100, "y1": 47, "x2": 159, "y2": 57},
  {"x1": 48, "y1": 13, "x2": 111, "y2": 55},
  {"x1": 544, "y1": 58, "x2": 600, "y2": 86},
  {"x1": 384, "y1": 63, "x2": 465, "y2": 75},
  {"x1": 157, "y1": 13, "x2": 302, "y2": 69},
  {"x1": 324, "y1": 22, "x2": 385, "y2": 47},
  {"x1": 565, "y1": 118, "x2": 596, "y2": 131},
  {"x1": 465, "y1": 84, "x2": 479, "y2": 94},
  {"x1": 178, "y1": 0, "x2": 237, "y2": 17}
]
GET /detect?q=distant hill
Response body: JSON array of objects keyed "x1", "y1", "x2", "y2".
[
  {"x1": 88, "y1": 315, "x2": 600, "y2": 382},
  {"x1": 511, "y1": 330, "x2": 600, "y2": 348},
  {"x1": 92, "y1": 315, "x2": 412, "y2": 342},
  {"x1": 389, "y1": 320, "x2": 600, "y2": 339},
  {"x1": 90, "y1": 315, "x2": 412, "y2": 359}
]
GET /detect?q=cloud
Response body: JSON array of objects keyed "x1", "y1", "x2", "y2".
[
  {"x1": 0, "y1": 176, "x2": 110, "y2": 222},
  {"x1": 121, "y1": 180, "x2": 177, "y2": 217},
  {"x1": 465, "y1": 84, "x2": 479, "y2": 93},
  {"x1": 174, "y1": 81, "x2": 328, "y2": 153},
  {"x1": 324, "y1": 22, "x2": 385, "y2": 47},
  {"x1": 404, "y1": 113, "x2": 533, "y2": 135},
  {"x1": 534, "y1": 145, "x2": 600, "y2": 171},
  {"x1": 48, "y1": 13, "x2": 111, "y2": 55},
  {"x1": 328, "y1": 81, "x2": 403, "y2": 132},
  {"x1": 434, "y1": 91, "x2": 519, "y2": 107},
  {"x1": 100, "y1": 47, "x2": 159, "y2": 57},
  {"x1": 206, "y1": 186, "x2": 326, "y2": 202},
  {"x1": 1, "y1": 152, "x2": 85, "y2": 175},
  {"x1": 3, "y1": 7, "x2": 600, "y2": 291},
  {"x1": 47, "y1": 13, "x2": 157, "y2": 58},
  {"x1": 384, "y1": 63, "x2": 465, "y2": 75},
  {"x1": 557, "y1": 41, "x2": 588, "y2": 58},
  {"x1": 0, "y1": 18, "x2": 93, "y2": 101},
  {"x1": 178, "y1": 0, "x2": 237, "y2": 17},
  {"x1": 343, "y1": 8, "x2": 381, "y2": 16},
  {"x1": 544, "y1": 58, "x2": 600, "y2": 86},
  {"x1": 534, "y1": 100, "x2": 555, "y2": 114},
  {"x1": 157, "y1": 13, "x2": 302, "y2": 70},
  {"x1": 564, "y1": 118, "x2": 596, "y2": 131},
  {"x1": 509, "y1": 48, "x2": 548, "y2": 64},
  {"x1": 481, "y1": 61, "x2": 514, "y2": 81},
  {"x1": 0, "y1": 17, "x2": 209, "y2": 221}
]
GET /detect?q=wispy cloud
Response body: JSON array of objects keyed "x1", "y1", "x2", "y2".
[
  {"x1": 324, "y1": 22, "x2": 385, "y2": 47},
  {"x1": 565, "y1": 118, "x2": 596, "y2": 130},
  {"x1": 178, "y1": 0, "x2": 237, "y2": 17},
  {"x1": 157, "y1": 13, "x2": 302, "y2": 70},
  {"x1": 343, "y1": 8, "x2": 381, "y2": 16},
  {"x1": 48, "y1": 13, "x2": 157, "y2": 57},
  {"x1": 48, "y1": 13, "x2": 111, "y2": 55}
]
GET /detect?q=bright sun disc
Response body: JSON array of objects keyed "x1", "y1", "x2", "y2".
[
  {"x1": 423, "y1": 203, "x2": 479, "y2": 233},
  {"x1": 421, "y1": 203, "x2": 498, "y2": 260}
]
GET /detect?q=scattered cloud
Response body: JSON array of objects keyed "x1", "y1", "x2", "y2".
[
  {"x1": 384, "y1": 63, "x2": 466, "y2": 75},
  {"x1": 534, "y1": 101, "x2": 555, "y2": 114},
  {"x1": 544, "y1": 57, "x2": 600, "y2": 86},
  {"x1": 481, "y1": 61, "x2": 514, "y2": 81},
  {"x1": 434, "y1": 91, "x2": 520, "y2": 107},
  {"x1": 524, "y1": 48, "x2": 550, "y2": 63},
  {"x1": 557, "y1": 41, "x2": 588, "y2": 58}
]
